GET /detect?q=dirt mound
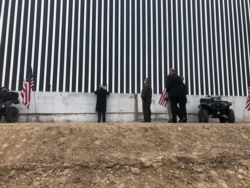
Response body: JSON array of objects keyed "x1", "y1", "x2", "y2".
[{"x1": 0, "y1": 122, "x2": 250, "y2": 187}]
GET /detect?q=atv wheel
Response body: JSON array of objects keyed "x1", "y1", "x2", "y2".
[
  {"x1": 199, "y1": 109, "x2": 209, "y2": 123},
  {"x1": 219, "y1": 117, "x2": 227, "y2": 123},
  {"x1": 227, "y1": 109, "x2": 235, "y2": 123},
  {"x1": 198, "y1": 110, "x2": 202, "y2": 122},
  {"x1": 5, "y1": 106, "x2": 19, "y2": 123}
]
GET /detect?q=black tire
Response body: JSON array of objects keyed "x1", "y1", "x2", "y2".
[
  {"x1": 227, "y1": 109, "x2": 235, "y2": 123},
  {"x1": 5, "y1": 106, "x2": 19, "y2": 123},
  {"x1": 219, "y1": 117, "x2": 227, "y2": 123},
  {"x1": 200, "y1": 109, "x2": 209, "y2": 123},
  {"x1": 198, "y1": 110, "x2": 202, "y2": 122}
]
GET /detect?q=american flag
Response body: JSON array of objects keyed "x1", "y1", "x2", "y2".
[
  {"x1": 158, "y1": 88, "x2": 168, "y2": 107},
  {"x1": 21, "y1": 67, "x2": 34, "y2": 109},
  {"x1": 246, "y1": 87, "x2": 250, "y2": 111}
]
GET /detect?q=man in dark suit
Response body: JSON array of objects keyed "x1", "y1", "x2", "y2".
[
  {"x1": 95, "y1": 84, "x2": 110, "y2": 122},
  {"x1": 165, "y1": 68, "x2": 185, "y2": 123},
  {"x1": 141, "y1": 78, "x2": 152, "y2": 122}
]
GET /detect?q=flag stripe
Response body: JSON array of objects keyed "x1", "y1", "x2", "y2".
[
  {"x1": 158, "y1": 88, "x2": 167, "y2": 107},
  {"x1": 246, "y1": 87, "x2": 250, "y2": 111},
  {"x1": 21, "y1": 68, "x2": 34, "y2": 108}
]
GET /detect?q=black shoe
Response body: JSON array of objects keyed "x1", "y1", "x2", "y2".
[
  {"x1": 179, "y1": 118, "x2": 187, "y2": 123},
  {"x1": 168, "y1": 120, "x2": 177, "y2": 123}
]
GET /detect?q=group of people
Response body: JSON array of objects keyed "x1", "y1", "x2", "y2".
[
  {"x1": 141, "y1": 68, "x2": 187, "y2": 123},
  {"x1": 94, "y1": 67, "x2": 187, "y2": 123},
  {"x1": 94, "y1": 79, "x2": 153, "y2": 123}
]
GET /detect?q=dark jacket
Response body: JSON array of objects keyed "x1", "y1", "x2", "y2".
[
  {"x1": 141, "y1": 84, "x2": 152, "y2": 104},
  {"x1": 165, "y1": 73, "x2": 183, "y2": 98},
  {"x1": 95, "y1": 88, "x2": 109, "y2": 112},
  {"x1": 181, "y1": 83, "x2": 188, "y2": 98}
]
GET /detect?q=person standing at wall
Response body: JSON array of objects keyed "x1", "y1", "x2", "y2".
[
  {"x1": 179, "y1": 76, "x2": 188, "y2": 122},
  {"x1": 95, "y1": 84, "x2": 110, "y2": 123},
  {"x1": 165, "y1": 68, "x2": 185, "y2": 123},
  {"x1": 164, "y1": 84, "x2": 173, "y2": 122},
  {"x1": 141, "y1": 78, "x2": 152, "y2": 122}
]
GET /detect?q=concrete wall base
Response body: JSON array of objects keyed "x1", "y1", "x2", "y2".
[{"x1": 1, "y1": 92, "x2": 250, "y2": 123}]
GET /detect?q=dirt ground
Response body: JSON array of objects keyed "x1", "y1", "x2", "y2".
[{"x1": 0, "y1": 122, "x2": 250, "y2": 188}]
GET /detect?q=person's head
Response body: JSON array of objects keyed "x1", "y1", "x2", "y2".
[
  {"x1": 144, "y1": 78, "x2": 150, "y2": 85},
  {"x1": 99, "y1": 84, "x2": 103, "y2": 89},
  {"x1": 169, "y1": 68, "x2": 176, "y2": 75}
]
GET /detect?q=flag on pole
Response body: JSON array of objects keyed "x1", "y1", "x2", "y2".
[
  {"x1": 246, "y1": 87, "x2": 250, "y2": 111},
  {"x1": 21, "y1": 67, "x2": 34, "y2": 109},
  {"x1": 158, "y1": 88, "x2": 168, "y2": 107}
]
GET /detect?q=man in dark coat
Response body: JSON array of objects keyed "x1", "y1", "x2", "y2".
[
  {"x1": 141, "y1": 78, "x2": 152, "y2": 122},
  {"x1": 179, "y1": 76, "x2": 188, "y2": 122},
  {"x1": 165, "y1": 68, "x2": 185, "y2": 123},
  {"x1": 95, "y1": 84, "x2": 109, "y2": 122}
]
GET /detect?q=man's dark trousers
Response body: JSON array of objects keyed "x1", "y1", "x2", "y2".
[
  {"x1": 143, "y1": 102, "x2": 151, "y2": 122},
  {"x1": 170, "y1": 97, "x2": 184, "y2": 122},
  {"x1": 98, "y1": 112, "x2": 106, "y2": 122}
]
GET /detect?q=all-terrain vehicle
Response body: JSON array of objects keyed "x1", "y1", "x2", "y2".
[
  {"x1": 198, "y1": 96, "x2": 235, "y2": 123},
  {"x1": 0, "y1": 88, "x2": 20, "y2": 123}
]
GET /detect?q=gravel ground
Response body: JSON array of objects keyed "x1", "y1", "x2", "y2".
[{"x1": 0, "y1": 122, "x2": 250, "y2": 188}]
